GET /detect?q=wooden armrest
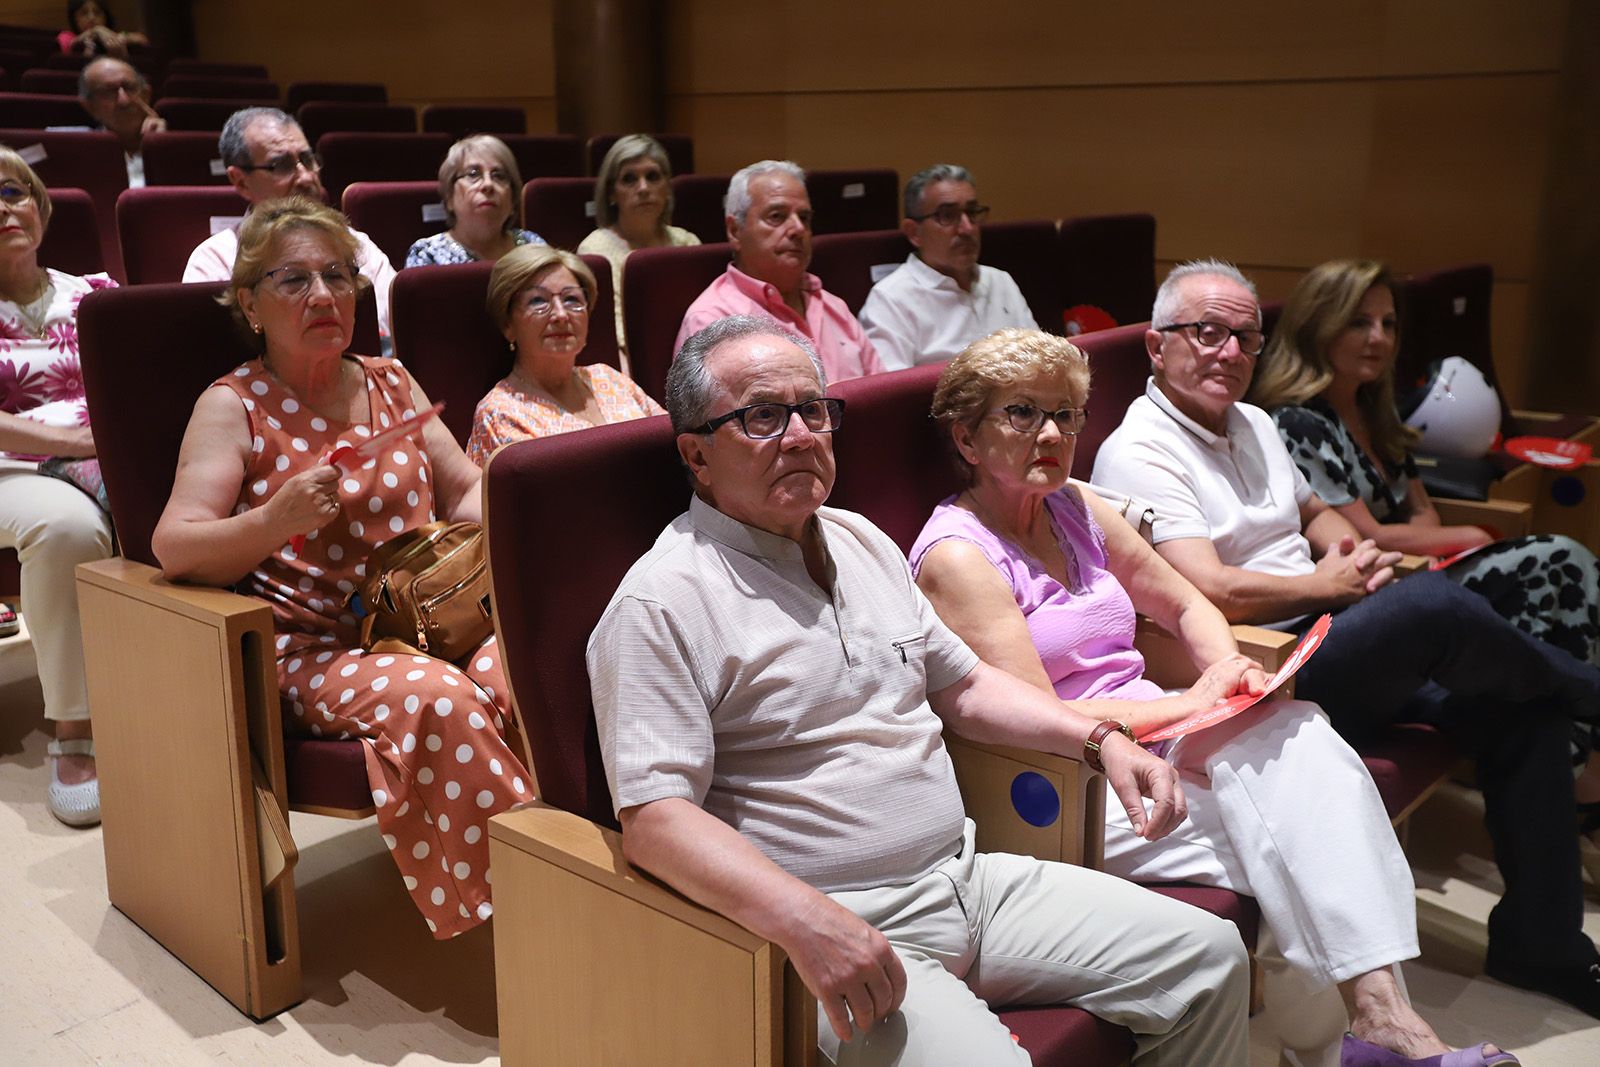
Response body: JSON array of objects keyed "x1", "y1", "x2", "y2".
[
  {"x1": 1134, "y1": 616, "x2": 1298, "y2": 684},
  {"x1": 489, "y1": 802, "x2": 816, "y2": 1067},
  {"x1": 1430, "y1": 497, "x2": 1533, "y2": 539},
  {"x1": 945, "y1": 734, "x2": 1106, "y2": 869},
  {"x1": 1394, "y1": 554, "x2": 1430, "y2": 576}
]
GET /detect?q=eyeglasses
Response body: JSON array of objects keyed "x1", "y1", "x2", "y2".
[
  {"x1": 1156, "y1": 320, "x2": 1265, "y2": 356},
  {"x1": 0, "y1": 181, "x2": 34, "y2": 205},
  {"x1": 690, "y1": 397, "x2": 846, "y2": 439},
  {"x1": 237, "y1": 150, "x2": 322, "y2": 178},
  {"x1": 908, "y1": 203, "x2": 990, "y2": 227},
  {"x1": 457, "y1": 165, "x2": 511, "y2": 188},
  {"x1": 258, "y1": 264, "x2": 359, "y2": 299},
  {"x1": 85, "y1": 79, "x2": 144, "y2": 103},
  {"x1": 991, "y1": 403, "x2": 1087, "y2": 435},
  {"x1": 516, "y1": 287, "x2": 588, "y2": 317}
]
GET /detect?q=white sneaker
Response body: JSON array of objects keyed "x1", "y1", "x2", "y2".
[{"x1": 47, "y1": 738, "x2": 100, "y2": 828}]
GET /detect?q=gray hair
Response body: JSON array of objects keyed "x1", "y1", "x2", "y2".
[
  {"x1": 724, "y1": 160, "x2": 806, "y2": 225},
  {"x1": 1151, "y1": 258, "x2": 1259, "y2": 327},
  {"x1": 78, "y1": 57, "x2": 146, "y2": 101},
  {"x1": 666, "y1": 315, "x2": 826, "y2": 435},
  {"x1": 903, "y1": 164, "x2": 973, "y2": 219},
  {"x1": 218, "y1": 107, "x2": 297, "y2": 168}
]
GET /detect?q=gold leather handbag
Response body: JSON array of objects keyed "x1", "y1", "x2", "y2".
[{"x1": 352, "y1": 520, "x2": 493, "y2": 660}]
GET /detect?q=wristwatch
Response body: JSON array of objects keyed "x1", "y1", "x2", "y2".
[{"x1": 1083, "y1": 719, "x2": 1135, "y2": 773}]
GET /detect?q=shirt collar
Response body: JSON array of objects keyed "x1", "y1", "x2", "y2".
[
  {"x1": 1144, "y1": 376, "x2": 1241, "y2": 448},
  {"x1": 905, "y1": 252, "x2": 982, "y2": 295},
  {"x1": 689, "y1": 493, "x2": 808, "y2": 562},
  {"x1": 726, "y1": 263, "x2": 821, "y2": 305}
]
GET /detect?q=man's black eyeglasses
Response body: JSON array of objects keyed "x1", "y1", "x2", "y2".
[
  {"x1": 690, "y1": 398, "x2": 846, "y2": 440},
  {"x1": 237, "y1": 150, "x2": 322, "y2": 178},
  {"x1": 907, "y1": 203, "x2": 990, "y2": 227},
  {"x1": 1155, "y1": 320, "x2": 1266, "y2": 356}
]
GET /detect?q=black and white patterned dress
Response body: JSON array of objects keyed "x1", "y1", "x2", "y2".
[{"x1": 1274, "y1": 400, "x2": 1600, "y2": 754}]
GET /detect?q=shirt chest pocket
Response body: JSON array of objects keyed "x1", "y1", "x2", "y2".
[{"x1": 886, "y1": 632, "x2": 929, "y2": 683}]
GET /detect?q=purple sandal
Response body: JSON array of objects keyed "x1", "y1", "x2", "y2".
[{"x1": 1341, "y1": 1034, "x2": 1520, "y2": 1067}]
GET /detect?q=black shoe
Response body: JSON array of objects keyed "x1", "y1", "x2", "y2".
[{"x1": 1485, "y1": 956, "x2": 1600, "y2": 1018}]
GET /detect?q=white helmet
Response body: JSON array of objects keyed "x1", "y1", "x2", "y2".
[{"x1": 1403, "y1": 356, "x2": 1501, "y2": 459}]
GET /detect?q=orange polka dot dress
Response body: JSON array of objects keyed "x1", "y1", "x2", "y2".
[{"x1": 213, "y1": 354, "x2": 531, "y2": 939}]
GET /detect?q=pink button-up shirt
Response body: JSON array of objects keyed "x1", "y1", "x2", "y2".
[{"x1": 674, "y1": 264, "x2": 883, "y2": 383}]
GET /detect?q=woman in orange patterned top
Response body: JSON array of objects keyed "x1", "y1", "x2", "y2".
[{"x1": 465, "y1": 246, "x2": 662, "y2": 466}]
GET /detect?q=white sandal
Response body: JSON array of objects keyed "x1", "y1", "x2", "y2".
[{"x1": 47, "y1": 738, "x2": 100, "y2": 828}]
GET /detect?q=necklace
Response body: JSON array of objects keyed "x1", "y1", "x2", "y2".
[{"x1": 4, "y1": 270, "x2": 53, "y2": 338}]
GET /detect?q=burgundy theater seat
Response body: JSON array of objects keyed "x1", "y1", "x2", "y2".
[
  {"x1": 421, "y1": 104, "x2": 526, "y2": 139},
  {"x1": 806, "y1": 167, "x2": 899, "y2": 235},
  {"x1": 38, "y1": 187, "x2": 104, "y2": 276},
  {"x1": 586, "y1": 131, "x2": 693, "y2": 176},
  {"x1": 668, "y1": 172, "x2": 729, "y2": 245},
  {"x1": 166, "y1": 59, "x2": 270, "y2": 79},
  {"x1": 315, "y1": 131, "x2": 450, "y2": 204},
  {"x1": 521, "y1": 176, "x2": 595, "y2": 250},
  {"x1": 141, "y1": 129, "x2": 231, "y2": 185},
  {"x1": 340, "y1": 180, "x2": 443, "y2": 270},
  {"x1": 284, "y1": 81, "x2": 385, "y2": 112},
  {"x1": 979, "y1": 218, "x2": 1064, "y2": 331},
  {"x1": 18, "y1": 68, "x2": 80, "y2": 96},
  {"x1": 115, "y1": 184, "x2": 247, "y2": 284},
  {"x1": 40, "y1": 53, "x2": 91, "y2": 71},
  {"x1": 388, "y1": 256, "x2": 619, "y2": 447},
  {"x1": 158, "y1": 75, "x2": 278, "y2": 102},
  {"x1": 155, "y1": 97, "x2": 276, "y2": 132},
  {"x1": 0, "y1": 128, "x2": 125, "y2": 278},
  {"x1": 1057, "y1": 213, "x2": 1157, "y2": 331},
  {"x1": 499, "y1": 133, "x2": 584, "y2": 180},
  {"x1": 809, "y1": 228, "x2": 908, "y2": 314},
  {"x1": 0, "y1": 91, "x2": 94, "y2": 128},
  {"x1": 620, "y1": 241, "x2": 731, "y2": 403},
  {"x1": 296, "y1": 101, "x2": 415, "y2": 144}
]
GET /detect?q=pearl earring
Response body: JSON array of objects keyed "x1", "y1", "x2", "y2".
[
  {"x1": 251, "y1": 322, "x2": 262, "y2": 334},
  {"x1": 508, "y1": 340, "x2": 516, "y2": 351}
]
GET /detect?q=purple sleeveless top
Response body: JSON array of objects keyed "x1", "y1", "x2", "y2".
[{"x1": 909, "y1": 486, "x2": 1163, "y2": 704}]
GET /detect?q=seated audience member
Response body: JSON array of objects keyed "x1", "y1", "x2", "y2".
[
  {"x1": 912, "y1": 328, "x2": 1515, "y2": 1067},
  {"x1": 183, "y1": 108, "x2": 397, "y2": 343},
  {"x1": 1092, "y1": 258, "x2": 1600, "y2": 1017},
  {"x1": 859, "y1": 165, "x2": 1037, "y2": 370},
  {"x1": 673, "y1": 161, "x2": 882, "y2": 382},
  {"x1": 60, "y1": 1, "x2": 147, "y2": 58},
  {"x1": 78, "y1": 56, "x2": 165, "y2": 188},
  {"x1": 0, "y1": 147, "x2": 115, "y2": 828},
  {"x1": 466, "y1": 246, "x2": 662, "y2": 465},
  {"x1": 589, "y1": 314, "x2": 1249, "y2": 1065},
  {"x1": 578, "y1": 134, "x2": 701, "y2": 368},
  {"x1": 404, "y1": 135, "x2": 545, "y2": 268},
  {"x1": 1250, "y1": 259, "x2": 1600, "y2": 876},
  {"x1": 152, "y1": 196, "x2": 530, "y2": 938}
]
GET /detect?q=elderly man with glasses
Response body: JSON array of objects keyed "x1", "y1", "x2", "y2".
[
  {"x1": 859, "y1": 164, "x2": 1038, "y2": 371},
  {"x1": 1093, "y1": 258, "x2": 1600, "y2": 1023},
  {"x1": 182, "y1": 107, "x2": 396, "y2": 342},
  {"x1": 77, "y1": 56, "x2": 165, "y2": 188},
  {"x1": 588, "y1": 313, "x2": 1250, "y2": 1066}
]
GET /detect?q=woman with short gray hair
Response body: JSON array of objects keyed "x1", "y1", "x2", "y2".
[{"x1": 405, "y1": 135, "x2": 546, "y2": 268}]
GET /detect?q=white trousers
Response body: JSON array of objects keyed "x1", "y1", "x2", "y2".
[
  {"x1": 820, "y1": 820, "x2": 1251, "y2": 1066},
  {"x1": 0, "y1": 461, "x2": 113, "y2": 722},
  {"x1": 1104, "y1": 698, "x2": 1419, "y2": 1064}
]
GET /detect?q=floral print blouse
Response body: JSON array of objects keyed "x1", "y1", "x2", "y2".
[{"x1": 0, "y1": 269, "x2": 117, "y2": 460}]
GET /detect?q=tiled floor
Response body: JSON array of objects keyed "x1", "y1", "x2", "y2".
[{"x1": 3, "y1": 671, "x2": 1598, "y2": 1065}]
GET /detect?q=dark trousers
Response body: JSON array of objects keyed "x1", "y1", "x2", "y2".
[{"x1": 1292, "y1": 570, "x2": 1599, "y2": 969}]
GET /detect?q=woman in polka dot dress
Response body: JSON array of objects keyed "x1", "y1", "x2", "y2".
[{"x1": 153, "y1": 197, "x2": 530, "y2": 939}]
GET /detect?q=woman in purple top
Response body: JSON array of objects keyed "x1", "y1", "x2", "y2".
[{"x1": 910, "y1": 329, "x2": 1515, "y2": 1067}]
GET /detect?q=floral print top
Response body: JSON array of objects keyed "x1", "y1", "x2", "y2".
[{"x1": 0, "y1": 268, "x2": 117, "y2": 460}]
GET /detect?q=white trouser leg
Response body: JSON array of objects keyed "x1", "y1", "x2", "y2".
[{"x1": 0, "y1": 464, "x2": 113, "y2": 723}]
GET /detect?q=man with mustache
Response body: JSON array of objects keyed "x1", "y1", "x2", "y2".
[
  {"x1": 859, "y1": 164, "x2": 1037, "y2": 370},
  {"x1": 674, "y1": 160, "x2": 882, "y2": 383},
  {"x1": 1093, "y1": 258, "x2": 1600, "y2": 1020},
  {"x1": 590, "y1": 314, "x2": 1250, "y2": 1065}
]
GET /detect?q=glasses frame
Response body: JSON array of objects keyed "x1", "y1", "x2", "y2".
[
  {"x1": 256, "y1": 263, "x2": 360, "y2": 300},
  {"x1": 0, "y1": 180, "x2": 34, "y2": 205},
  {"x1": 455, "y1": 165, "x2": 512, "y2": 188},
  {"x1": 1155, "y1": 320, "x2": 1266, "y2": 356},
  {"x1": 515, "y1": 288, "x2": 590, "y2": 318},
  {"x1": 689, "y1": 397, "x2": 847, "y2": 440},
  {"x1": 237, "y1": 150, "x2": 323, "y2": 178},
  {"x1": 989, "y1": 403, "x2": 1088, "y2": 436},
  {"x1": 907, "y1": 203, "x2": 991, "y2": 227}
]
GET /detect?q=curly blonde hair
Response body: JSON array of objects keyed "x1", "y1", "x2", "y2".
[{"x1": 218, "y1": 196, "x2": 368, "y2": 349}]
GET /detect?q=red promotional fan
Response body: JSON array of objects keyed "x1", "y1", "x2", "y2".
[
  {"x1": 1503, "y1": 435, "x2": 1592, "y2": 471},
  {"x1": 1063, "y1": 304, "x2": 1116, "y2": 337}
]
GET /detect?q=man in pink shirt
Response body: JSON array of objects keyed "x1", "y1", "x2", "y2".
[{"x1": 674, "y1": 160, "x2": 882, "y2": 382}]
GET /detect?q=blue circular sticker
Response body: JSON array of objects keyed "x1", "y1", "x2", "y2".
[
  {"x1": 1552, "y1": 475, "x2": 1586, "y2": 508},
  {"x1": 1010, "y1": 771, "x2": 1061, "y2": 828}
]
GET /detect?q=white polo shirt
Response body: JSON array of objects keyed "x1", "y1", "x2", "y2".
[
  {"x1": 1092, "y1": 378, "x2": 1317, "y2": 579},
  {"x1": 859, "y1": 254, "x2": 1039, "y2": 371}
]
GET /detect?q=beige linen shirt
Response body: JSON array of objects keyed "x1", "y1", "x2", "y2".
[{"x1": 587, "y1": 495, "x2": 979, "y2": 893}]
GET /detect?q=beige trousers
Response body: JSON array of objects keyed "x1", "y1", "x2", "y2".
[{"x1": 0, "y1": 460, "x2": 113, "y2": 722}]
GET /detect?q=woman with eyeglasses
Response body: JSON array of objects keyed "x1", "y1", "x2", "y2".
[
  {"x1": 466, "y1": 245, "x2": 662, "y2": 465},
  {"x1": 153, "y1": 197, "x2": 530, "y2": 940},
  {"x1": 909, "y1": 328, "x2": 1516, "y2": 1067},
  {"x1": 577, "y1": 135, "x2": 700, "y2": 369},
  {"x1": 404, "y1": 135, "x2": 546, "y2": 268},
  {"x1": 0, "y1": 147, "x2": 117, "y2": 829}
]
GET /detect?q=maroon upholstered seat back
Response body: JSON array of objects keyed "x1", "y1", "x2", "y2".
[
  {"x1": 38, "y1": 188, "x2": 105, "y2": 276},
  {"x1": 142, "y1": 129, "x2": 231, "y2": 186},
  {"x1": 806, "y1": 168, "x2": 899, "y2": 235},
  {"x1": 296, "y1": 102, "x2": 416, "y2": 144},
  {"x1": 522, "y1": 176, "x2": 596, "y2": 250},
  {"x1": 484, "y1": 417, "x2": 686, "y2": 825},
  {"x1": 1057, "y1": 213, "x2": 1157, "y2": 330},
  {"x1": 115, "y1": 184, "x2": 247, "y2": 284},
  {"x1": 166, "y1": 60, "x2": 269, "y2": 79},
  {"x1": 155, "y1": 97, "x2": 275, "y2": 132},
  {"x1": 284, "y1": 81, "x2": 385, "y2": 111},
  {"x1": 341, "y1": 180, "x2": 443, "y2": 270},
  {"x1": 0, "y1": 92, "x2": 92, "y2": 128},
  {"x1": 669, "y1": 173, "x2": 729, "y2": 245},
  {"x1": 1393, "y1": 262, "x2": 1499, "y2": 392},
  {"x1": 1074, "y1": 323, "x2": 1154, "y2": 477},
  {"x1": 19, "y1": 69, "x2": 79, "y2": 96},
  {"x1": 390, "y1": 255, "x2": 619, "y2": 446},
  {"x1": 809, "y1": 228, "x2": 910, "y2": 315},
  {"x1": 500, "y1": 134, "x2": 584, "y2": 180},
  {"x1": 421, "y1": 105, "x2": 526, "y2": 139},
  {"x1": 77, "y1": 282, "x2": 383, "y2": 565},
  {"x1": 981, "y1": 219, "x2": 1064, "y2": 331},
  {"x1": 587, "y1": 132, "x2": 694, "y2": 177},
  {"x1": 1, "y1": 129, "x2": 126, "y2": 278},
  {"x1": 158, "y1": 75, "x2": 278, "y2": 101},
  {"x1": 621, "y1": 242, "x2": 732, "y2": 403},
  {"x1": 315, "y1": 131, "x2": 450, "y2": 204}
]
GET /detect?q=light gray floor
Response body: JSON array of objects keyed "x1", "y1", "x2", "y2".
[{"x1": 2, "y1": 670, "x2": 1597, "y2": 1065}]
